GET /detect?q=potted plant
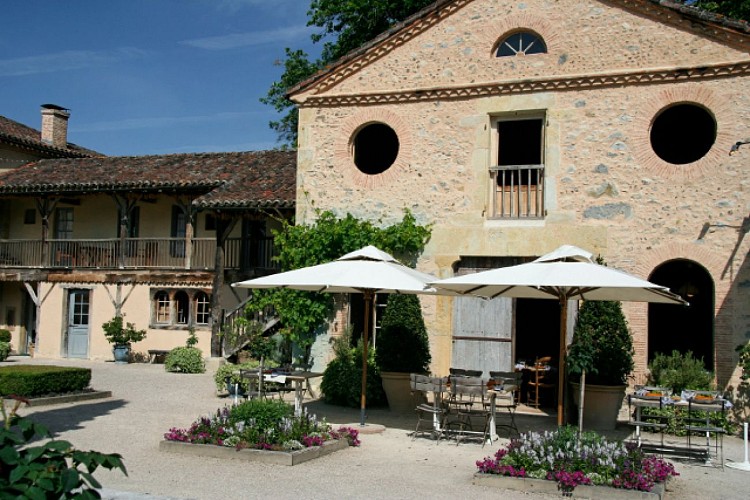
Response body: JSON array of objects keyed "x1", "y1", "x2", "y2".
[
  {"x1": 375, "y1": 294, "x2": 431, "y2": 412},
  {"x1": 102, "y1": 315, "x2": 147, "y2": 364},
  {"x1": 567, "y1": 298, "x2": 634, "y2": 430}
]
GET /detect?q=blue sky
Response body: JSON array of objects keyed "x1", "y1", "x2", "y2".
[{"x1": 2, "y1": 0, "x2": 322, "y2": 156}]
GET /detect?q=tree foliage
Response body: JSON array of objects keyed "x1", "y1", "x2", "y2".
[
  {"x1": 246, "y1": 209, "x2": 431, "y2": 364},
  {"x1": 261, "y1": 0, "x2": 433, "y2": 147},
  {"x1": 375, "y1": 294, "x2": 430, "y2": 373},
  {"x1": 683, "y1": 0, "x2": 750, "y2": 20}
]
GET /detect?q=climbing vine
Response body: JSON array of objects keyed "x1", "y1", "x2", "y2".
[{"x1": 246, "y1": 209, "x2": 431, "y2": 363}]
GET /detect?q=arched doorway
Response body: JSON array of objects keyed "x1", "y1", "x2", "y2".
[{"x1": 648, "y1": 260, "x2": 714, "y2": 370}]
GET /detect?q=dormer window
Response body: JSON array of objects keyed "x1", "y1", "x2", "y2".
[{"x1": 496, "y1": 31, "x2": 547, "y2": 57}]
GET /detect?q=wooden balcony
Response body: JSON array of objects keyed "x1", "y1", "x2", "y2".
[{"x1": 0, "y1": 237, "x2": 278, "y2": 272}]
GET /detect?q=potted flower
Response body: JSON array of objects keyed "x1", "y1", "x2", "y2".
[
  {"x1": 375, "y1": 294, "x2": 431, "y2": 412},
  {"x1": 566, "y1": 298, "x2": 634, "y2": 430},
  {"x1": 102, "y1": 315, "x2": 147, "y2": 364}
]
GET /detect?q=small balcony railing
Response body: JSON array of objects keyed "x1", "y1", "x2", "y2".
[
  {"x1": 489, "y1": 164, "x2": 545, "y2": 219},
  {"x1": 0, "y1": 237, "x2": 278, "y2": 271}
]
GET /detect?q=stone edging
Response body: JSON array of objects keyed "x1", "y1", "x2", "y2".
[
  {"x1": 473, "y1": 473, "x2": 666, "y2": 499},
  {"x1": 159, "y1": 438, "x2": 350, "y2": 466},
  {"x1": 4, "y1": 390, "x2": 113, "y2": 407}
]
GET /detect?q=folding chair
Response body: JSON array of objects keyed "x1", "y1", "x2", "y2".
[
  {"x1": 488, "y1": 371, "x2": 521, "y2": 437},
  {"x1": 449, "y1": 376, "x2": 491, "y2": 445},
  {"x1": 410, "y1": 374, "x2": 447, "y2": 441}
]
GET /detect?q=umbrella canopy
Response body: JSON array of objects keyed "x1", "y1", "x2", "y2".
[
  {"x1": 429, "y1": 244, "x2": 686, "y2": 425},
  {"x1": 232, "y1": 245, "x2": 437, "y2": 426}
]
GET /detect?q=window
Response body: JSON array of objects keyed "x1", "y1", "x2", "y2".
[
  {"x1": 352, "y1": 123, "x2": 399, "y2": 175},
  {"x1": 204, "y1": 214, "x2": 216, "y2": 231},
  {"x1": 175, "y1": 291, "x2": 189, "y2": 325},
  {"x1": 24, "y1": 209, "x2": 36, "y2": 225},
  {"x1": 151, "y1": 289, "x2": 211, "y2": 328},
  {"x1": 54, "y1": 208, "x2": 74, "y2": 239},
  {"x1": 195, "y1": 292, "x2": 210, "y2": 325},
  {"x1": 489, "y1": 117, "x2": 545, "y2": 219},
  {"x1": 171, "y1": 206, "x2": 186, "y2": 258},
  {"x1": 496, "y1": 31, "x2": 547, "y2": 57},
  {"x1": 155, "y1": 291, "x2": 171, "y2": 324},
  {"x1": 650, "y1": 103, "x2": 716, "y2": 165}
]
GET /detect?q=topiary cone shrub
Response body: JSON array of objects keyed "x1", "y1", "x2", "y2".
[{"x1": 375, "y1": 294, "x2": 430, "y2": 374}]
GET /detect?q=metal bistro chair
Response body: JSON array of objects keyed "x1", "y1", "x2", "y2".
[
  {"x1": 410, "y1": 374, "x2": 447, "y2": 441},
  {"x1": 449, "y1": 376, "x2": 491, "y2": 446},
  {"x1": 488, "y1": 371, "x2": 521, "y2": 437}
]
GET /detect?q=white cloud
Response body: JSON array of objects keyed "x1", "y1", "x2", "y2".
[
  {"x1": 0, "y1": 48, "x2": 148, "y2": 77},
  {"x1": 181, "y1": 25, "x2": 313, "y2": 50}
]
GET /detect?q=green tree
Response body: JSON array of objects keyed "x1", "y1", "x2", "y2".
[
  {"x1": 246, "y1": 209, "x2": 430, "y2": 364},
  {"x1": 375, "y1": 294, "x2": 431, "y2": 373},
  {"x1": 261, "y1": 0, "x2": 433, "y2": 148}
]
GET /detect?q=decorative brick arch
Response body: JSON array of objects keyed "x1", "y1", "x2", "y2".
[
  {"x1": 334, "y1": 109, "x2": 413, "y2": 189},
  {"x1": 631, "y1": 86, "x2": 736, "y2": 181},
  {"x1": 478, "y1": 13, "x2": 562, "y2": 58},
  {"x1": 627, "y1": 242, "x2": 731, "y2": 384}
]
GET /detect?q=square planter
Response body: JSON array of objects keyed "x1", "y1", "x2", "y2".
[
  {"x1": 473, "y1": 473, "x2": 667, "y2": 499},
  {"x1": 159, "y1": 438, "x2": 349, "y2": 466}
]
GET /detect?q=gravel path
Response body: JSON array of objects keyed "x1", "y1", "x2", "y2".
[{"x1": 8, "y1": 357, "x2": 749, "y2": 500}]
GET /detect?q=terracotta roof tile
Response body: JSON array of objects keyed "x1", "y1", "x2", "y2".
[
  {"x1": 0, "y1": 115, "x2": 99, "y2": 158},
  {"x1": 0, "y1": 150, "x2": 296, "y2": 210}
]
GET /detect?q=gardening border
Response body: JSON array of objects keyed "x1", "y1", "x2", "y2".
[
  {"x1": 473, "y1": 473, "x2": 667, "y2": 499},
  {"x1": 159, "y1": 438, "x2": 350, "y2": 466},
  {"x1": 4, "y1": 390, "x2": 113, "y2": 407}
]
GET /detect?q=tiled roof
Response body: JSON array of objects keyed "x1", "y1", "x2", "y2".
[
  {"x1": 0, "y1": 115, "x2": 99, "y2": 158},
  {"x1": 0, "y1": 150, "x2": 297, "y2": 210},
  {"x1": 288, "y1": 0, "x2": 750, "y2": 98}
]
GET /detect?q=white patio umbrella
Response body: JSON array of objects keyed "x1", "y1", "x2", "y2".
[
  {"x1": 429, "y1": 244, "x2": 686, "y2": 427},
  {"x1": 232, "y1": 245, "x2": 438, "y2": 426}
]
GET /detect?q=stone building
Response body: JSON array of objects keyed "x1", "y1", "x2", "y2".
[{"x1": 288, "y1": 0, "x2": 750, "y2": 392}]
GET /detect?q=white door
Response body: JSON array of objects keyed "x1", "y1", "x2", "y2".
[{"x1": 66, "y1": 290, "x2": 90, "y2": 358}]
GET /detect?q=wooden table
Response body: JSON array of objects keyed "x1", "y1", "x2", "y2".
[{"x1": 241, "y1": 370, "x2": 323, "y2": 416}]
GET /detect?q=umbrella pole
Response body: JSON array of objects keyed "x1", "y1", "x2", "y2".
[
  {"x1": 361, "y1": 290, "x2": 374, "y2": 427},
  {"x1": 557, "y1": 296, "x2": 568, "y2": 426}
]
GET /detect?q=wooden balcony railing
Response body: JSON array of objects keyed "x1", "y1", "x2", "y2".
[{"x1": 0, "y1": 237, "x2": 279, "y2": 271}]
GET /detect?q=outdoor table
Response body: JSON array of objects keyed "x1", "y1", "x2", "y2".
[
  {"x1": 241, "y1": 370, "x2": 323, "y2": 416},
  {"x1": 487, "y1": 385, "x2": 517, "y2": 444}
]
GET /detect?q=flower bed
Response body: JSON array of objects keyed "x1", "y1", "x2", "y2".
[
  {"x1": 162, "y1": 398, "x2": 358, "y2": 465},
  {"x1": 476, "y1": 426, "x2": 677, "y2": 496}
]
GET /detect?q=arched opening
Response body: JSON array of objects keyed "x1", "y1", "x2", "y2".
[
  {"x1": 648, "y1": 260, "x2": 714, "y2": 370},
  {"x1": 175, "y1": 291, "x2": 190, "y2": 326}
]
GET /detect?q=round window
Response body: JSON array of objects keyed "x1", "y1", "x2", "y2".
[
  {"x1": 352, "y1": 123, "x2": 400, "y2": 175},
  {"x1": 650, "y1": 104, "x2": 716, "y2": 165}
]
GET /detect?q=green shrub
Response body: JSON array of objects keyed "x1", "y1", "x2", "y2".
[
  {"x1": 321, "y1": 331, "x2": 386, "y2": 408},
  {"x1": 647, "y1": 350, "x2": 713, "y2": 393},
  {"x1": 0, "y1": 342, "x2": 10, "y2": 362},
  {"x1": 102, "y1": 316, "x2": 147, "y2": 346},
  {"x1": 227, "y1": 398, "x2": 292, "y2": 430},
  {"x1": 0, "y1": 329, "x2": 11, "y2": 343},
  {"x1": 568, "y1": 297, "x2": 634, "y2": 386},
  {"x1": 214, "y1": 360, "x2": 264, "y2": 392},
  {"x1": 375, "y1": 294, "x2": 430, "y2": 373},
  {"x1": 1, "y1": 398, "x2": 127, "y2": 497},
  {"x1": 0, "y1": 366, "x2": 91, "y2": 397},
  {"x1": 164, "y1": 347, "x2": 205, "y2": 373}
]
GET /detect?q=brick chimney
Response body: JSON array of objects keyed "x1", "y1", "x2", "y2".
[{"x1": 40, "y1": 104, "x2": 70, "y2": 148}]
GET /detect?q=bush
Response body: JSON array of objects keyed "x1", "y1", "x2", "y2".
[
  {"x1": 0, "y1": 366, "x2": 91, "y2": 397},
  {"x1": 568, "y1": 298, "x2": 634, "y2": 386},
  {"x1": 375, "y1": 294, "x2": 430, "y2": 373},
  {"x1": 1, "y1": 397, "x2": 127, "y2": 498},
  {"x1": 0, "y1": 329, "x2": 11, "y2": 343},
  {"x1": 102, "y1": 316, "x2": 147, "y2": 346},
  {"x1": 165, "y1": 347, "x2": 205, "y2": 373},
  {"x1": 321, "y1": 331, "x2": 386, "y2": 408},
  {"x1": 647, "y1": 350, "x2": 713, "y2": 393},
  {"x1": 164, "y1": 398, "x2": 361, "y2": 450},
  {"x1": 214, "y1": 360, "x2": 264, "y2": 393},
  {"x1": 0, "y1": 342, "x2": 10, "y2": 362}
]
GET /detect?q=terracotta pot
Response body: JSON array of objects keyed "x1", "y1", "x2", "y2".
[
  {"x1": 380, "y1": 371, "x2": 425, "y2": 413},
  {"x1": 570, "y1": 382, "x2": 626, "y2": 431}
]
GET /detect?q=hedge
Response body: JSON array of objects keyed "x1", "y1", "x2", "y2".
[{"x1": 0, "y1": 365, "x2": 91, "y2": 397}]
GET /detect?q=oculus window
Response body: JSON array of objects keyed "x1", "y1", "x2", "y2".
[
  {"x1": 650, "y1": 103, "x2": 716, "y2": 165},
  {"x1": 352, "y1": 123, "x2": 399, "y2": 175}
]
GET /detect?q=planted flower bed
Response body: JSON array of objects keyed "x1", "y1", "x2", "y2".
[
  {"x1": 161, "y1": 398, "x2": 359, "y2": 465},
  {"x1": 475, "y1": 426, "x2": 677, "y2": 497}
]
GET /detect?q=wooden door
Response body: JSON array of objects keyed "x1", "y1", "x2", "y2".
[
  {"x1": 451, "y1": 295, "x2": 513, "y2": 376},
  {"x1": 66, "y1": 289, "x2": 90, "y2": 358}
]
